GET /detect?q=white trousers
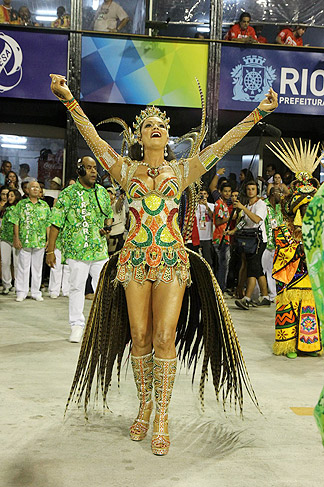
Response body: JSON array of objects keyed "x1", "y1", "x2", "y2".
[
  {"x1": 16, "y1": 247, "x2": 45, "y2": 299},
  {"x1": 48, "y1": 249, "x2": 70, "y2": 297},
  {"x1": 67, "y1": 258, "x2": 108, "y2": 328},
  {"x1": 262, "y1": 248, "x2": 276, "y2": 301},
  {"x1": 0, "y1": 241, "x2": 19, "y2": 289}
]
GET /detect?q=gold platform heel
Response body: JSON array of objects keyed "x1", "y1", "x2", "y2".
[
  {"x1": 151, "y1": 357, "x2": 177, "y2": 456},
  {"x1": 130, "y1": 352, "x2": 153, "y2": 441}
]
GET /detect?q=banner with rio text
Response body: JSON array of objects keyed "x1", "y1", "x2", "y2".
[
  {"x1": 81, "y1": 36, "x2": 208, "y2": 107},
  {"x1": 219, "y1": 46, "x2": 324, "y2": 115}
]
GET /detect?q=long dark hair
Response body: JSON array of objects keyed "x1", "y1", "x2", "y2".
[
  {"x1": 6, "y1": 189, "x2": 21, "y2": 207},
  {"x1": 5, "y1": 171, "x2": 19, "y2": 189},
  {"x1": 1, "y1": 189, "x2": 20, "y2": 217},
  {"x1": 128, "y1": 141, "x2": 176, "y2": 162}
]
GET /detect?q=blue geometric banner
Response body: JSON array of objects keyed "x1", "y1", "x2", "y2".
[
  {"x1": 219, "y1": 46, "x2": 324, "y2": 115},
  {"x1": 81, "y1": 36, "x2": 208, "y2": 107}
]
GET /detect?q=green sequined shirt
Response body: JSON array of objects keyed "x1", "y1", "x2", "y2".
[
  {"x1": 0, "y1": 205, "x2": 17, "y2": 244},
  {"x1": 9, "y1": 198, "x2": 51, "y2": 248},
  {"x1": 50, "y1": 180, "x2": 113, "y2": 262}
]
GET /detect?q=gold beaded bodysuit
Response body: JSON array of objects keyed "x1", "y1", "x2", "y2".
[
  {"x1": 117, "y1": 159, "x2": 189, "y2": 286},
  {"x1": 62, "y1": 97, "x2": 268, "y2": 287}
]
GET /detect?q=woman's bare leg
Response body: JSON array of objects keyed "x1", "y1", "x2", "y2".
[
  {"x1": 125, "y1": 279, "x2": 153, "y2": 356},
  {"x1": 125, "y1": 277, "x2": 186, "y2": 356},
  {"x1": 152, "y1": 279, "x2": 186, "y2": 358}
]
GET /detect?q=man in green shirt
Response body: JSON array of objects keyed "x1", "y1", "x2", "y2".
[
  {"x1": 12, "y1": 181, "x2": 51, "y2": 301},
  {"x1": 46, "y1": 156, "x2": 113, "y2": 343},
  {"x1": 262, "y1": 187, "x2": 283, "y2": 301}
]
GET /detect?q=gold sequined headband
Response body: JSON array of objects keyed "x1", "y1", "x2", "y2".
[{"x1": 133, "y1": 106, "x2": 170, "y2": 138}]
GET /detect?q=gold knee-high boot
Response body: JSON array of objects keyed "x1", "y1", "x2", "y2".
[
  {"x1": 151, "y1": 356, "x2": 177, "y2": 456},
  {"x1": 130, "y1": 352, "x2": 153, "y2": 441}
]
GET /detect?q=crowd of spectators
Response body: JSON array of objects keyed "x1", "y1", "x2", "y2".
[
  {"x1": 0, "y1": 153, "x2": 315, "y2": 325},
  {"x1": 0, "y1": 156, "x2": 129, "y2": 342},
  {"x1": 0, "y1": 2, "x2": 311, "y2": 47},
  {"x1": 224, "y1": 12, "x2": 308, "y2": 46},
  {"x1": 192, "y1": 162, "x2": 295, "y2": 310},
  {"x1": 0, "y1": 0, "x2": 37, "y2": 25},
  {"x1": 0, "y1": 0, "x2": 71, "y2": 27},
  {"x1": 0, "y1": 0, "x2": 129, "y2": 31}
]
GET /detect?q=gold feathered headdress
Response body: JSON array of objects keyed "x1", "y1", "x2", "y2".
[
  {"x1": 267, "y1": 138, "x2": 323, "y2": 224},
  {"x1": 267, "y1": 138, "x2": 323, "y2": 192}
]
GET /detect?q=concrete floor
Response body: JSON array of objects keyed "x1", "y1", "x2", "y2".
[{"x1": 1, "y1": 291, "x2": 323, "y2": 487}]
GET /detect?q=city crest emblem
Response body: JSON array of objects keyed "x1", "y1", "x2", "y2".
[
  {"x1": 231, "y1": 55, "x2": 276, "y2": 102},
  {"x1": 0, "y1": 32, "x2": 23, "y2": 93}
]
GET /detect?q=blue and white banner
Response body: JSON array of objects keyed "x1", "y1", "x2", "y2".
[
  {"x1": 219, "y1": 46, "x2": 324, "y2": 115},
  {"x1": 0, "y1": 30, "x2": 68, "y2": 100}
]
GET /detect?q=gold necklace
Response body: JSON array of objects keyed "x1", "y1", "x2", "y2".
[{"x1": 138, "y1": 161, "x2": 169, "y2": 179}]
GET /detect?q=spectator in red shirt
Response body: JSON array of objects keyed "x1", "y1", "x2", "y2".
[
  {"x1": 224, "y1": 12, "x2": 258, "y2": 43},
  {"x1": 186, "y1": 215, "x2": 200, "y2": 253},
  {"x1": 276, "y1": 25, "x2": 306, "y2": 47}
]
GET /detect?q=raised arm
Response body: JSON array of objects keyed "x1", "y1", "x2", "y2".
[
  {"x1": 50, "y1": 74, "x2": 126, "y2": 186},
  {"x1": 183, "y1": 89, "x2": 278, "y2": 188}
]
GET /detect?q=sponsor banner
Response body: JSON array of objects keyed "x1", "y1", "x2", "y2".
[
  {"x1": 81, "y1": 36, "x2": 208, "y2": 107},
  {"x1": 219, "y1": 46, "x2": 324, "y2": 115},
  {"x1": 0, "y1": 30, "x2": 68, "y2": 100}
]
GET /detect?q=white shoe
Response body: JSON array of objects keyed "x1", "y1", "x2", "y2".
[
  {"x1": 69, "y1": 325, "x2": 84, "y2": 343},
  {"x1": 16, "y1": 296, "x2": 25, "y2": 302},
  {"x1": 50, "y1": 294, "x2": 58, "y2": 299},
  {"x1": 2, "y1": 288, "x2": 10, "y2": 295},
  {"x1": 33, "y1": 296, "x2": 44, "y2": 302}
]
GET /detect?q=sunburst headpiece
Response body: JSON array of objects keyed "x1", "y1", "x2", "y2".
[
  {"x1": 133, "y1": 106, "x2": 170, "y2": 138},
  {"x1": 267, "y1": 138, "x2": 323, "y2": 189},
  {"x1": 267, "y1": 138, "x2": 322, "y2": 222}
]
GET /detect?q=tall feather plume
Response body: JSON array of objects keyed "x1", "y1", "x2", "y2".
[
  {"x1": 267, "y1": 138, "x2": 324, "y2": 175},
  {"x1": 172, "y1": 79, "x2": 207, "y2": 158},
  {"x1": 193, "y1": 77, "x2": 207, "y2": 156},
  {"x1": 179, "y1": 78, "x2": 206, "y2": 242}
]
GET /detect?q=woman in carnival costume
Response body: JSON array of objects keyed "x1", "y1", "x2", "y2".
[
  {"x1": 268, "y1": 139, "x2": 323, "y2": 359},
  {"x1": 50, "y1": 74, "x2": 277, "y2": 455}
]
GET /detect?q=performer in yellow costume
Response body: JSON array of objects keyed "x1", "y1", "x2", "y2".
[
  {"x1": 268, "y1": 140, "x2": 323, "y2": 358},
  {"x1": 50, "y1": 74, "x2": 277, "y2": 455}
]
